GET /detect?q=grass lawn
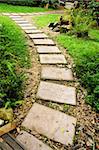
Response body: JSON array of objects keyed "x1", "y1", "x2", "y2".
[
  {"x1": 0, "y1": 16, "x2": 30, "y2": 67},
  {"x1": 33, "y1": 14, "x2": 99, "y2": 111},
  {"x1": 33, "y1": 14, "x2": 61, "y2": 28},
  {"x1": 0, "y1": 3, "x2": 51, "y2": 13},
  {"x1": 0, "y1": 16, "x2": 30, "y2": 108}
]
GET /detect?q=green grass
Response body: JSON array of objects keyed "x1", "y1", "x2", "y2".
[
  {"x1": 0, "y1": 16, "x2": 29, "y2": 67},
  {"x1": 34, "y1": 14, "x2": 99, "y2": 111},
  {"x1": 33, "y1": 14, "x2": 61, "y2": 28},
  {"x1": 0, "y1": 16, "x2": 30, "y2": 108},
  {"x1": 0, "y1": 3, "x2": 51, "y2": 13}
]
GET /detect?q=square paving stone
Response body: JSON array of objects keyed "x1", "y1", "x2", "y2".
[
  {"x1": 36, "y1": 46, "x2": 61, "y2": 54},
  {"x1": 33, "y1": 39, "x2": 55, "y2": 46},
  {"x1": 39, "y1": 54, "x2": 67, "y2": 64},
  {"x1": 22, "y1": 103, "x2": 76, "y2": 145},
  {"x1": 28, "y1": 33, "x2": 48, "y2": 39},
  {"x1": 41, "y1": 67, "x2": 73, "y2": 81},
  {"x1": 37, "y1": 81, "x2": 76, "y2": 105},
  {"x1": 17, "y1": 131, "x2": 53, "y2": 150}
]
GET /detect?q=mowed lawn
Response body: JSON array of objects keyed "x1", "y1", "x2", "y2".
[
  {"x1": 0, "y1": 3, "x2": 51, "y2": 13},
  {"x1": 33, "y1": 14, "x2": 99, "y2": 111}
]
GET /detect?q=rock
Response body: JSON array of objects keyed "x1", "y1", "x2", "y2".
[
  {"x1": 48, "y1": 22, "x2": 54, "y2": 28},
  {"x1": 53, "y1": 26, "x2": 60, "y2": 32},
  {"x1": 17, "y1": 131, "x2": 53, "y2": 150},
  {"x1": 33, "y1": 39, "x2": 55, "y2": 46},
  {"x1": 41, "y1": 67, "x2": 73, "y2": 81},
  {"x1": 37, "y1": 81, "x2": 76, "y2": 105},
  {"x1": 39, "y1": 54, "x2": 67, "y2": 64},
  {"x1": 0, "y1": 119, "x2": 4, "y2": 127},
  {"x1": 36, "y1": 46, "x2": 61, "y2": 54},
  {"x1": 22, "y1": 103, "x2": 76, "y2": 145}
]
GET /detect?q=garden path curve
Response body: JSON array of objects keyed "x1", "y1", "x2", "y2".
[{"x1": 4, "y1": 13, "x2": 77, "y2": 150}]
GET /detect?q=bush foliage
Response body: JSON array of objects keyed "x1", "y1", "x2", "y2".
[
  {"x1": 0, "y1": 16, "x2": 29, "y2": 108},
  {"x1": 0, "y1": 0, "x2": 41, "y2": 6}
]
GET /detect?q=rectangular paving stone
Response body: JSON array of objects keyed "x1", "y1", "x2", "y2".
[
  {"x1": 28, "y1": 33, "x2": 48, "y2": 39},
  {"x1": 2, "y1": 13, "x2": 11, "y2": 16},
  {"x1": 22, "y1": 103, "x2": 76, "y2": 145},
  {"x1": 11, "y1": 18, "x2": 24, "y2": 21},
  {"x1": 36, "y1": 46, "x2": 61, "y2": 54},
  {"x1": 37, "y1": 81, "x2": 76, "y2": 105},
  {"x1": 15, "y1": 20, "x2": 29, "y2": 24},
  {"x1": 39, "y1": 54, "x2": 67, "y2": 64},
  {"x1": 22, "y1": 27, "x2": 37, "y2": 30},
  {"x1": 41, "y1": 67, "x2": 73, "y2": 81},
  {"x1": 17, "y1": 131, "x2": 53, "y2": 150},
  {"x1": 33, "y1": 39, "x2": 55, "y2": 46},
  {"x1": 9, "y1": 16, "x2": 21, "y2": 18},
  {"x1": 18, "y1": 23, "x2": 32, "y2": 27},
  {"x1": 10, "y1": 13, "x2": 19, "y2": 15}
]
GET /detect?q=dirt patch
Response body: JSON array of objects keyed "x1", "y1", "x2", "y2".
[{"x1": 14, "y1": 35, "x2": 41, "y2": 127}]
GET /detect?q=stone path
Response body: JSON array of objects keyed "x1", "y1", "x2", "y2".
[{"x1": 7, "y1": 14, "x2": 77, "y2": 150}]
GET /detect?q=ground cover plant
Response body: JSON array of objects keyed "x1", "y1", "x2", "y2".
[
  {"x1": 0, "y1": 3, "x2": 51, "y2": 13},
  {"x1": 34, "y1": 13, "x2": 99, "y2": 111},
  {"x1": 0, "y1": 16, "x2": 30, "y2": 109},
  {"x1": 33, "y1": 14, "x2": 61, "y2": 28}
]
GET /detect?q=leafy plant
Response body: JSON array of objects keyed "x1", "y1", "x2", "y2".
[
  {"x1": 0, "y1": 16, "x2": 28, "y2": 108},
  {"x1": 88, "y1": 0, "x2": 99, "y2": 26},
  {"x1": 71, "y1": 8, "x2": 96, "y2": 37},
  {"x1": 0, "y1": 0, "x2": 41, "y2": 6},
  {"x1": 41, "y1": 0, "x2": 59, "y2": 8}
]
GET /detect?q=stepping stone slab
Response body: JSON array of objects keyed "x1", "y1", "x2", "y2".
[
  {"x1": 19, "y1": 24, "x2": 32, "y2": 27},
  {"x1": 24, "y1": 29, "x2": 42, "y2": 34},
  {"x1": 17, "y1": 131, "x2": 53, "y2": 150},
  {"x1": 11, "y1": 18, "x2": 24, "y2": 21},
  {"x1": 33, "y1": 39, "x2": 55, "y2": 46},
  {"x1": 36, "y1": 46, "x2": 61, "y2": 54},
  {"x1": 10, "y1": 13, "x2": 19, "y2": 15},
  {"x1": 2, "y1": 13, "x2": 11, "y2": 16},
  {"x1": 28, "y1": 33, "x2": 48, "y2": 39},
  {"x1": 22, "y1": 26, "x2": 37, "y2": 30},
  {"x1": 10, "y1": 16, "x2": 21, "y2": 18},
  {"x1": 22, "y1": 103, "x2": 76, "y2": 145},
  {"x1": 41, "y1": 67, "x2": 73, "y2": 81},
  {"x1": 39, "y1": 54, "x2": 67, "y2": 64},
  {"x1": 37, "y1": 81, "x2": 76, "y2": 105},
  {"x1": 15, "y1": 20, "x2": 29, "y2": 24}
]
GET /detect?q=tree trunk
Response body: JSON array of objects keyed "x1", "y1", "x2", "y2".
[{"x1": 45, "y1": 3, "x2": 49, "y2": 9}]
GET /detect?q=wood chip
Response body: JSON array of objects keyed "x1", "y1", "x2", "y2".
[{"x1": 0, "y1": 123, "x2": 16, "y2": 136}]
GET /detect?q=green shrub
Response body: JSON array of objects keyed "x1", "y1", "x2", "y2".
[
  {"x1": 75, "y1": 50, "x2": 99, "y2": 111},
  {"x1": 0, "y1": 0, "x2": 41, "y2": 6},
  {"x1": 41, "y1": 0, "x2": 59, "y2": 8},
  {"x1": 71, "y1": 8, "x2": 96, "y2": 37},
  {"x1": 88, "y1": 0, "x2": 99, "y2": 26}
]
